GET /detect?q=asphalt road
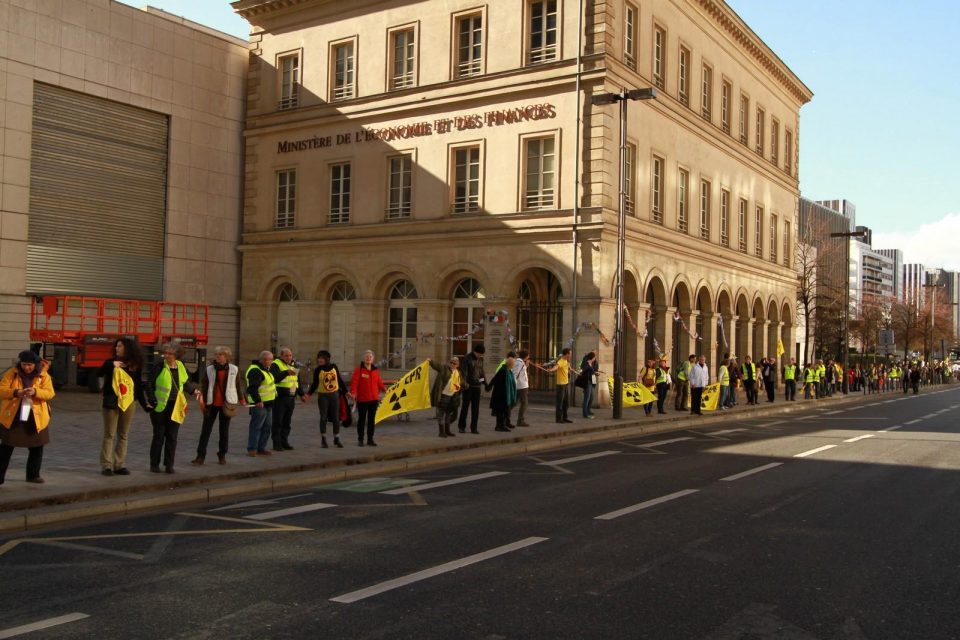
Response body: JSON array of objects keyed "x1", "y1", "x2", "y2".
[{"x1": 1, "y1": 387, "x2": 959, "y2": 640}]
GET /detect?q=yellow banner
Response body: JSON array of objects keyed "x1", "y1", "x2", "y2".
[
  {"x1": 607, "y1": 376, "x2": 657, "y2": 407},
  {"x1": 171, "y1": 391, "x2": 188, "y2": 424},
  {"x1": 112, "y1": 367, "x2": 135, "y2": 412},
  {"x1": 700, "y1": 383, "x2": 721, "y2": 411},
  {"x1": 776, "y1": 338, "x2": 785, "y2": 357},
  {"x1": 375, "y1": 360, "x2": 432, "y2": 424}
]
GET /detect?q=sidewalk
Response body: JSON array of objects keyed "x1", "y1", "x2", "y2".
[{"x1": 0, "y1": 388, "x2": 867, "y2": 531}]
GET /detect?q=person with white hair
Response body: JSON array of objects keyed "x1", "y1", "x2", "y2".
[
  {"x1": 147, "y1": 341, "x2": 200, "y2": 473},
  {"x1": 245, "y1": 350, "x2": 276, "y2": 457}
]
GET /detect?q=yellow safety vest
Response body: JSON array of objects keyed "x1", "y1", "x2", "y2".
[
  {"x1": 245, "y1": 364, "x2": 276, "y2": 404},
  {"x1": 743, "y1": 362, "x2": 756, "y2": 380},
  {"x1": 656, "y1": 367, "x2": 667, "y2": 384},
  {"x1": 719, "y1": 365, "x2": 730, "y2": 386},
  {"x1": 804, "y1": 367, "x2": 815, "y2": 383},
  {"x1": 784, "y1": 364, "x2": 796, "y2": 381},
  {"x1": 154, "y1": 361, "x2": 188, "y2": 413},
  {"x1": 678, "y1": 361, "x2": 690, "y2": 382},
  {"x1": 274, "y1": 360, "x2": 298, "y2": 390}
]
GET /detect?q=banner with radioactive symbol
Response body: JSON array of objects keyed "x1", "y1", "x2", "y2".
[
  {"x1": 375, "y1": 359, "x2": 432, "y2": 424},
  {"x1": 699, "y1": 382, "x2": 721, "y2": 411},
  {"x1": 607, "y1": 376, "x2": 657, "y2": 407}
]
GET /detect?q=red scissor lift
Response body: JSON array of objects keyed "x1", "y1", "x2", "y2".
[{"x1": 30, "y1": 296, "x2": 209, "y2": 390}]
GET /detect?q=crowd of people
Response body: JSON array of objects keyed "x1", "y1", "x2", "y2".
[{"x1": 0, "y1": 341, "x2": 956, "y2": 484}]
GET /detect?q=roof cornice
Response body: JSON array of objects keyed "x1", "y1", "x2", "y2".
[{"x1": 231, "y1": 0, "x2": 322, "y2": 21}]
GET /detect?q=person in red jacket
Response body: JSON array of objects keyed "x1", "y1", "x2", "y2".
[{"x1": 348, "y1": 350, "x2": 387, "y2": 446}]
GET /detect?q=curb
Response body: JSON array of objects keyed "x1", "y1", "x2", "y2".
[{"x1": 0, "y1": 392, "x2": 870, "y2": 533}]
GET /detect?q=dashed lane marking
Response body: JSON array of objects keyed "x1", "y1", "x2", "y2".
[
  {"x1": 594, "y1": 489, "x2": 700, "y2": 521},
  {"x1": 244, "y1": 502, "x2": 337, "y2": 521},
  {"x1": 720, "y1": 463, "x2": 784, "y2": 482},
  {"x1": 330, "y1": 537, "x2": 549, "y2": 603},
  {"x1": 879, "y1": 425, "x2": 902, "y2": 432},
  {"x1": 843, "y1": 434, "x2": 876, "y2": 443},
  {"x1": 0, "y1": 613, "x2": 90, "y2": 639},
  {"x1": 905, "y1": 419, "x2": 923, "y2": 425},
  {"x1": 537, "y1": 451, "x2": 621, "y2": 466},
  {"x1": 794, "y1": 444, "x2": 838, "y2": 458},
  {"x1": 623, "y1": 437, "x2": 693, "y2": 449},
  {"x1": 381, "y1": 471, "x2": 510, "y2": 495}
]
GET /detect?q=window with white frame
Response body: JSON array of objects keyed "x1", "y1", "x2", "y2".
[
  {"x1": 625, "y1": 142, "x2": 636, "y2": 216},
  {"x1": 452, "y1": 145, "x2": 481, "y2": 214},
  {"x1": 455, "y1": 12, "x2": 483, "y2": 77},
  {"x1": 523, "y1": 136, "x2": 556, "y2": 209},
  {"x1": 451, "y1": 278, "x2": 486, "y2": 357},
  {"x1": 770, "y1": 118, "x2": 779, "y2": 166},
  {"x1": 388, "y1": 280, "x2": 418, "y2": 370},
  {"x1": 329, "y1": 162, "x2": 351, "y2": 225},
  {"x1": 720, "y1": 188, "x2": 730, "y2": 247},
  {"x1": 755, "y1": 106, "x2": 765, "y2": 156},
  {"x1": 678, "y1": 45, "x2": 690, "y2": 107},
  {"x1": 624, "y1": 3, "x2": 638, "y2": 71},
  {"x1": 653, "y1": 25, "x2": 666, "y2": 89},
  {"x1": 701, "y1": 63, "x2": 712, "y2": 121},
  {"x1": 278, "y1": 52, "x2": 300, "y2": 110},
  {"x1": 528, "y1": 0, "x2": 558, "y2": 64},
  {"x1": 389, "y1": 27, "x2": 416, "y2": 90},
  {"x1": 739, "y1": 93, "x2": 749, "y2": 146},
  {"x1": 770, "y1": 213, "x2": 778, "y2": 263},
  {"x1": 754, "y1": 205, "x2": 764, "y2": 257},
  {"x1": 651, "y1": 155, "x2": 664, "y2": 224},
  {"x1": 720, "y1": 80, "x2": 731, "y2": 134},
  {"x1": 275, "y1": 169, "x2": 296, "y2": 229},
  {"x1": 738, "y1": 197, "x2": 747, "y2": 252},
  {"x1": 677, "y1": 167, "x2": 689, "y2": 233},
  {"x1": 387, "y1": 154, "x2": 413, "y2": 219},
  {"x1": 699, "y1": 179, "x2": 710, "y2": 240},
  {"x1": 331, "y1": 40, "x2": 356, "y2": 101}
]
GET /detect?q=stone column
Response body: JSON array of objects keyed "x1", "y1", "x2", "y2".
[
  {"x1": 661, "y1": 306, "x2": 676, "y2": 363},
  {"x1": 700, "y1": 312, "x2": 718, "y2": 373}
]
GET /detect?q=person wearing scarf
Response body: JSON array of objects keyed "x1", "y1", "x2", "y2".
[
  {"x1": 486, "y1": 352, "x2": 518, "y2": 432},
  {"x1": 0, "y1": 350, "x2": 56, "y2": 484}
]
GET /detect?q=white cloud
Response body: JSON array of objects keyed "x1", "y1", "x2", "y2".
[{"x1": 872, "y1": 213, "x2": 960, "y2": 271}]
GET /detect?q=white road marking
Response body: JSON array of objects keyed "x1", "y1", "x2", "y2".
[
  {"x1": 883, "y1": 400, "x2": 897, "y2": 404},
  {"x1": 905, "y1": 419, "x2": 922, "y2": 425},
  {"x1": 631, "y1": 437, "x2": 693, "y2": 448},
  {"x1": 210, "y1": 493, "x2": 313, "y2": 512},
  {"x1": 538, "y1": 451, "x2": 621, "y2": 466},
  {"x1": 0, "y1": 613, "x2": 90, "y2": 639},
  {"x1": 245, "y1": 502, "x2": 337, "y2": 521},
  {"x1": 879, "y1": 425, "x2": 902, "y2": 432},
  {"x1": 843, "y1": 434, "x2": 876, "y2": 443},
  {"x1": 381, "y1": 471, "x2": 509, "y2": 495},
  {"x1": 32, "y1": 539, "x2": 145, "y2": 561},
  {"x1": 705, "y1": 428, "x2": 748, "y2": 436},
  {"x1": 794, "y1": 444, "x2": 838, "y2": 458},
  {"x1": 330, "y1": 537, "x2": 549, "y2": 603},
  {"x1": 824, "y1": 410, "x2": 845, "y2": 415},
  {"x1": 720, "y1": 462, "x2": 784, "y2": 482},
  {"x1": 595, "y1": 489, "x2": 700, "y2": 520},
  {"x1": 921, "y1": 414, "x2": 938, "y2": 419}
]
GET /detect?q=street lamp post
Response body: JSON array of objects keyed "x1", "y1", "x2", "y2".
[
  {"x1": 592, "y1": 87, "x2": 657, "y2": 419},
  {"x1": 830, "y1": 229, "x2": 866, "y2": 393}
]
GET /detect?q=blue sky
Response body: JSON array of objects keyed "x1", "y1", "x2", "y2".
[{"x1": 122, "y1": 0, "x2": 959, "y2": 268}]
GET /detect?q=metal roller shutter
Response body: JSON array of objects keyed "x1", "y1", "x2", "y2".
[{"x1": 27, "y1": 82, "x2": 169, "y2": 300}]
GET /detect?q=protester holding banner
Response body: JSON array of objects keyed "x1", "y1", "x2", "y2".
[
  {"x1": 148, "y1": 342, "x2": 200, "y2": 474},
  {"x1": 0, "y1": 350, "x2": 55, "y2": 485},
  {"x1": 98, "y1": 337, "x2": 147, "y2": 476},
  {"x1": 305, "y1": 350, "x2": 348, "y2": 448},
  {"x1": 487, "y1": 352, "x2": 518, "y2": 432},
  {"x1": 688, "y1": 354, "x2": 709, "y2": 415},
  {"x1": 350, "y1": 350, "x2": 387, "y2": 446},
  {"x1": 655, "y1": 357, "x2": 670, "y2": 415},
  {"x1": 194, "y1": 346, "x2": 244, "y2": 466},
  {"x1": 545, "y1": 348, "x2": 574, "y2": 423},
  {"x1": 637, "y1": 358, "x2": 658, "y2": 416},
  {"x1": 429, "y1": 356, "x2": 463, "y2": 438}
]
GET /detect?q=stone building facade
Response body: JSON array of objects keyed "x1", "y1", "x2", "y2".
[{"x1": 233, "y1": 0, "x2": 812, "y2": 388}]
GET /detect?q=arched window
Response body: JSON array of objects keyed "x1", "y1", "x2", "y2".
[
  {"x1": 278, "y1": 283, "x2": 300, "y2": 302},
  {"x1": 451, "y1": 278, "x2": 485, "y2": 357},
  {"x1": 330, "y1": 280, "x2": 357, "y2": 301},
  {"x1": 516, "y1": 281, "x2": 533, "y2": 350},
  {"x1": 275, "y1": 283, "x2": 299, "y2": 354},
  {"x1": 388, "y1": 280, "x2": 418, "y2": 369}
]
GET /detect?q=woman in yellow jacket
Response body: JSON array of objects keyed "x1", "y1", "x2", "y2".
[{"x1": 0, "y1": 350, "x2": 55, "y2": 484}]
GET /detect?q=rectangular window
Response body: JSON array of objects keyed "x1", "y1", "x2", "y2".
[
  {"x1": 678, "y1": 46, "x2": 690, "y2": 106},
  {"x1": 524, "y1": 136, "x2": 556, "y2": 209},
  {"x1": 456, "y1": 13, "x2": 483, "y2": 77},
  {"x1": 677, "y1": 168, "x2": 689, "y2": 233},
  {"x1": 389, "y1": 307, "x2": 418, "y2": 369},
  {"x1": 278, "y1": 53, "x2": 300, "y2": 110},
  {"x1": 784, "y1": 220, "x2": 791, "y2": 267},
  {"x1": 738, "y1": 198, "x2": 747, "y2": 252},
  {"x1": 701, "y1": 64, "x2": 712, "y2": 121},
  {"x1": 739, "y1": 93, "x2": 749, "y2": 146},
  {"x1": 653, "y1": 25, "x2": 666, "y2": 89},
  {"x1": 651, "y1": 155, "x2": 664, "y2": 224},
  {"x1": 389, "y1": 28, "x2": 416, "y2": 90},
  {"x1": 755, "y1": 106, "x2": 765, "y2": 156},
  {"x1": 720, "y1": 80, "x2": 731, "y2": 134},
  {"x1": 528, "y1": 0, "x2": 558, "y2": 64},
  {"x1": 452, "y1": 146, "x2": 481, "y2": 213},
  {"x1": 770, "y1": 213, "x2": 778, "y2": 263},
  {"x1": 331, "y1": 41, "x2": 356, "y2": 101},
  {"x1": 624, "y1": 143, "x2": 636, "y2": 216},
  {"x1": 754, "y1": 205, "x2": 764, "y2": 257},
  {"x1": 624, "y1": 4, "x2": 638, "y2": 71},
  {"x1": 328, "y1": 163, "x2": 351, "y2": 224},
  {"x1": 699, "y1": 179, "x2": 710, "y2": 240},
  {"x1": 785, "y1": 129, "x2": 794, "y2": 176},
  {"x1": 770, "y1": 118, "x2": 779, "y2": 166},
  {"x1": 387, "y1": 154, "x2": 412, "y2": 219},
  {"x1": 720, "y1": 188, "x2": 730, "y2": 247},
  {"x1": 275, "y1": 169, "x2": 296, "y2": 229}
]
